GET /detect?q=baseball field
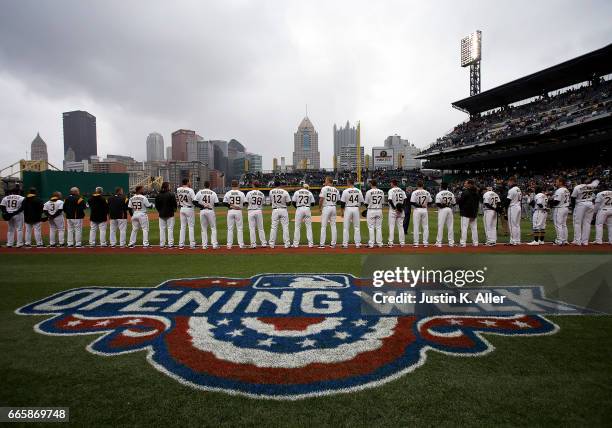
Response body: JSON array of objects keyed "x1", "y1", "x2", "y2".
[{"x1": 1, "y1": 210, "x2": 611, "y2": 426}]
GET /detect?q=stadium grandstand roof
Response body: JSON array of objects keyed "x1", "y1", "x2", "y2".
[{"x1": 452, "y1": 44, "x2": 612, "y2": 114}]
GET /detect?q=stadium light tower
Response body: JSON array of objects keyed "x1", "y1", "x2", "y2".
[{"x1": 461, "y1": 30, "x2": 482, "y2": 96}]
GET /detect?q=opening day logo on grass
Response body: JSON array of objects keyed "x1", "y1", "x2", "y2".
[{"x1": 15, "y1": 274, "x2": 592, "y2": 400}]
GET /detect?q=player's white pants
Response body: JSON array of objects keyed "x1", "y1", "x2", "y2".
[
  {"x1": 594, "y1": 209, "x2": 612, "y2": 244},
  {"x1": 436, "y1": 208, "x2": 454, "y2": 245},
  {"x1": 388, "y1": 209, "x2": 405, "y2": 245},
  {"x1": 110, "y1": 219, "x2": 127, "y2": 247},
  {"x1": 412, "y1": 208, "x2": 428, "y2": 245},
  {"x1": 200, "y1": 210, "x2": 218, "y2": 248},
  {"x1": 66, "y1": 218, "x2": 83, "y2": 246},
  {"x1": 158, "y1": 216, "x2": 174, "y2": 247},
  {"x1": 573, "y1": 203, "x2": 594, "y2": 245},
  {"x1": 532, "y1": 210, "x2": 547, "y2": 231},
  {"x1": 25, "y1": 222, "x2": 42, "y2": 246},
  {"x1": 270, "y1": 208, "x2": 290, "y2": 247},
  {"x1": 483, "y1": 210, "x2": 497, "y2": 244},
  {"x1": 48, "y1": 216, "x2": 65, "y2": 246},
  {"x1": 342, "y1": 207, "x2": 361, "y2": 247},
  {"x1": 367, "y1": 209, "x2": 383, "y2": 247},
  {"x1": 460, "y1": 216, "x2": 478, "y2": 246},
  {"x1": 552, "y1": 207, "x2": 569, "y2": 244},
  {"x1": 319, "y1": 206, "x2": 337, "y2": 246},
  {"x1": 293, "y1": 207, "x2": 313, "y2": 247},
  {"x1": 89, "y1": 221, "x2": 107, "y2": 246},
  {"x1": 129, "y1": 213, "x2": 149, "y2": 246},
  {"x1": 6, "y1": 213, "x2": 24, "y2": 247},
  {"x1": 179, "y1": 207, "x2": 196, "y2": 248},
  {"x1": 247, "y1": 210, "x2": 266, "y2": 247},
  {"x1": 508, "y1": 205, "x2": 522, "y2": 244},
  {"x1": 227, "y1": 209, "x2": 244, "y2": 248}
]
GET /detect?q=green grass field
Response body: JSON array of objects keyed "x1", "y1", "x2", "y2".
[
  {"x1": 2, "y1": 208, "x2": 603, "y2": 246},
  {"x1": 1, "y1": 252, "x2": 611, "y2": 427}
]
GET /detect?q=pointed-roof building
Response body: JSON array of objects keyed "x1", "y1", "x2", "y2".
[
  {"x1": 293, "y1": 116, "x2": 320, "y2": 170},
  {"x1": 30, "y1": 133, "x2": 48, "y2": 162}
]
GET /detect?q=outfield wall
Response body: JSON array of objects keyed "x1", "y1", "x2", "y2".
[{"x1": 23, "y1": 171, "x2": 129, "y2": 198}]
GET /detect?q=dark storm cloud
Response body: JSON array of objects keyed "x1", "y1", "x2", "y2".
[{"x1": 0, "y1": 0, "x2": 610, "y2": 168}]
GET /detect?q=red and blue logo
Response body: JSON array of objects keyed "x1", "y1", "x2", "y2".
[{"x1": 15, "y1": 274, "x2": 589, "y2": 399}]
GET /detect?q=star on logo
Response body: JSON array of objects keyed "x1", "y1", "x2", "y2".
[
  {"x1": 227, "y1": 329, "x2": 244, "y2": 338},
  {"x1": 351, "y1": 319, "x2": 368, "y2": 327},
  {"x1": 257, "y1": 338, "x2": 276, "y2": 347},
  {"x1": 478, "y1": 320, "x2": 497, "y2": 327},
  {"x1": 333, "y1": 331, "x2": 351, "y2": 340},
  {"x1": 124, "y1": 319, "x2": 143, "y2": 325},
  {"x1": 217, "y1": 318, "x2": 230, "y2": 326},
  {"x1": 94, "y1": 320, "x2": 112, "y2": 326},
  {"x1": 297, "y1": 338, "x2": 316, "y2": 348},
  {"x1": 66, "y1": 320, "x2": 82, "y2": 327},
  {"x1": 448, "y1": 319, "x2": 463, "y2": 325},
  {"x1": 512, "y1": 320, "x2": 531, "y2": 328}
]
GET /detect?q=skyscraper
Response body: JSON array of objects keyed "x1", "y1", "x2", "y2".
[
  {"x1": 146, "y1": 132, "x2": 165, "y2": 161},
  {"x1": 171, "y1": 129, "x2": 196, "y2": 161},
  {"x1": 63, "y1": 110, "x2": 97, "y2": 161},
  {"x1": 30, "y1": 133, "x2": 48, "y2": 162},
  {"x1": 166, "y1": 146, "x2": 173, "y2": 161},
  {"x1": 293, "y1": 116, "x2": 320, "y2": 170},
  {"x1": 383, "y1": 135, "x2": 421, "y2": 169},
  {"x1": 333, "y1": 121, "x2": 363, "y2": 171}
]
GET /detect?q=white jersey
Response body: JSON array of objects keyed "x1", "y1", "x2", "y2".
[
  {"x1": 269, "y1": 188, "x2": 291, "y2": 209},
  {"x1": 1, "y1": 194, "x2": 25, "y2": 213},
  {"x1": 435, "y1": 190, "x2": 456, "y2": 208},
  {"x1": 194, "y1": 189, "x2": 219, "y2": 209},
  {"x1": 387, "y1": 187, "x2": 406, "y2": 208},
  {"x1": 533, "y1": 193, "x2": 548, "y2": 211},
  {"x1": 176, "y1": 186, "x2": 196, "y2": 208},
  {"x1": 552, "y1": 187, "x2": 570, "y2": 208},
  {"x1": 482, "y1": 190, "x2": 500, "y2": 210},
  {"x1": 341, "y1": 187, "x2": 364, "y2": 207},
  {"x1": 507, "y1": 186, "x2": 522, "y2": 207},
  {"x1": 245, "y1": 190, "x2": 265, "y2": 210},
  {"x1": 292, "y1": 188, "x2": 315, "y2": 208},
  {"x1": 595, "y1": 190, "x2": 612, "y2": 210},
  {"x1": 572, "y1": 182, "x2": 598, "y2": 204},
  {"x1": 410, "y1": 189, "x2": 432, "y2": 208},
  {"x1": 364, "y1": 188, "x2": 384, "y2": 210},
  {"x1": 319, "y1": 186, "x2": 340, "y2": 207},
  {"x1": 223, "y1": 189, "x2": 246, "y2": 209},
  {"x1": 128, "y1": 194, "x2": 152, "y2": 214},
  {"x1": 43, "y1": 199, "x2": 64, "y2": 216}
]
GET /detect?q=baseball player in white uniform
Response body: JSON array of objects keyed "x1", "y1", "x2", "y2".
[
  {"x1": 194, "y1": 181, "x2": 219, "y2": 249},
  {"x1": 292, "y1": 184, "x2": 316, "y2": 247},
  {"x1": 340, "y1": 179, "x2": 364, "y2": 248},
  {"x1": 319, "y1": 177, "x2": 339, "y2": 248},
  {"x1": 593, "y1": 187, "x2": 612, "y2": 244},
  {"x1": 434, "y1": 182, "x2": 456, "y2": 247},
  {"x1": 177, "y1": 178, "x2": 197, "y2": 249},
  {"x1": 410, "y1": 180, "x2": 432, "y2": 247},
  {"x1": 128, "y1": 186, "x2": 153, "y2": 248},
  {"x1": 223, "y1": 180, "x2": 246, "y2": 249},
  {"x1": 550, "y1": 177, "x2": 571, "y2": 245},
  {"x1": 527, "y1": 187, "x2": 549, "y2": 245},
  {"x1": 506, "y1": 177, "x2": 522, "y2": 245},
  {"x1": 1, "y1": 189, "x2": 25, "y2": 248},
  {"x1": 245, "y1": 186, "x2": 267, "y2": 248},
  {"x1": 482, "y1": 186, "x2": 501, "y2": 246},
  {"x1": 387, "y1": 179, "x2": 406, "y2": 247},
  {"x1": 43, "y1": 192, "x2": 65, "y2": 247},
  {"x1": 268, "y1": 181, "x2": 291, "y2": 248},
  {"x1": 364, "y1": 180, "x2": 385, "y2": 248},
  {"x1": 571, "y1": 178, "x2": 598, "y2": 246}
]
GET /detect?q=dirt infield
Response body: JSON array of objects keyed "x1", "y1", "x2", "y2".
[{"x1": 1, "y1": 243, "x2": 609, "y2": 255}]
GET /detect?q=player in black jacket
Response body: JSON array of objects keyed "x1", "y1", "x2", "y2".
[
  {"x1": 108, "y1": 187, "x2": 130, "y2": 248},
  {"x1": 457, "y1": 179, "x2": 480, "y2": 247},
  {"x1": 23, "y1": 187, "x2": 45, "y2": 247},
  {"x1": 155, "y1": 182, "x2": 178, "y2": 248},
  {"x1": 88, "y1": 187, "x2": 109, "y2": 247},
  {"x1": 64, "y1": 187, "x2": 86, "y2": 247}
]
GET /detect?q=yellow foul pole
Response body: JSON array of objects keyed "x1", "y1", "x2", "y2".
[{"x1": 356, "y1": 120, "x2": 362, "y2": 184}]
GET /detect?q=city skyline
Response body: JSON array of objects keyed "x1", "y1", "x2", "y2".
[{"x1": 1, "y1": 1, "x2": 610, "y2": 169}]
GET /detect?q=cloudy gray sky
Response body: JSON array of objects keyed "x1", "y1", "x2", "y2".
[{"x1": 1, "y1": 0, "x2": 610, "y2": 169}]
